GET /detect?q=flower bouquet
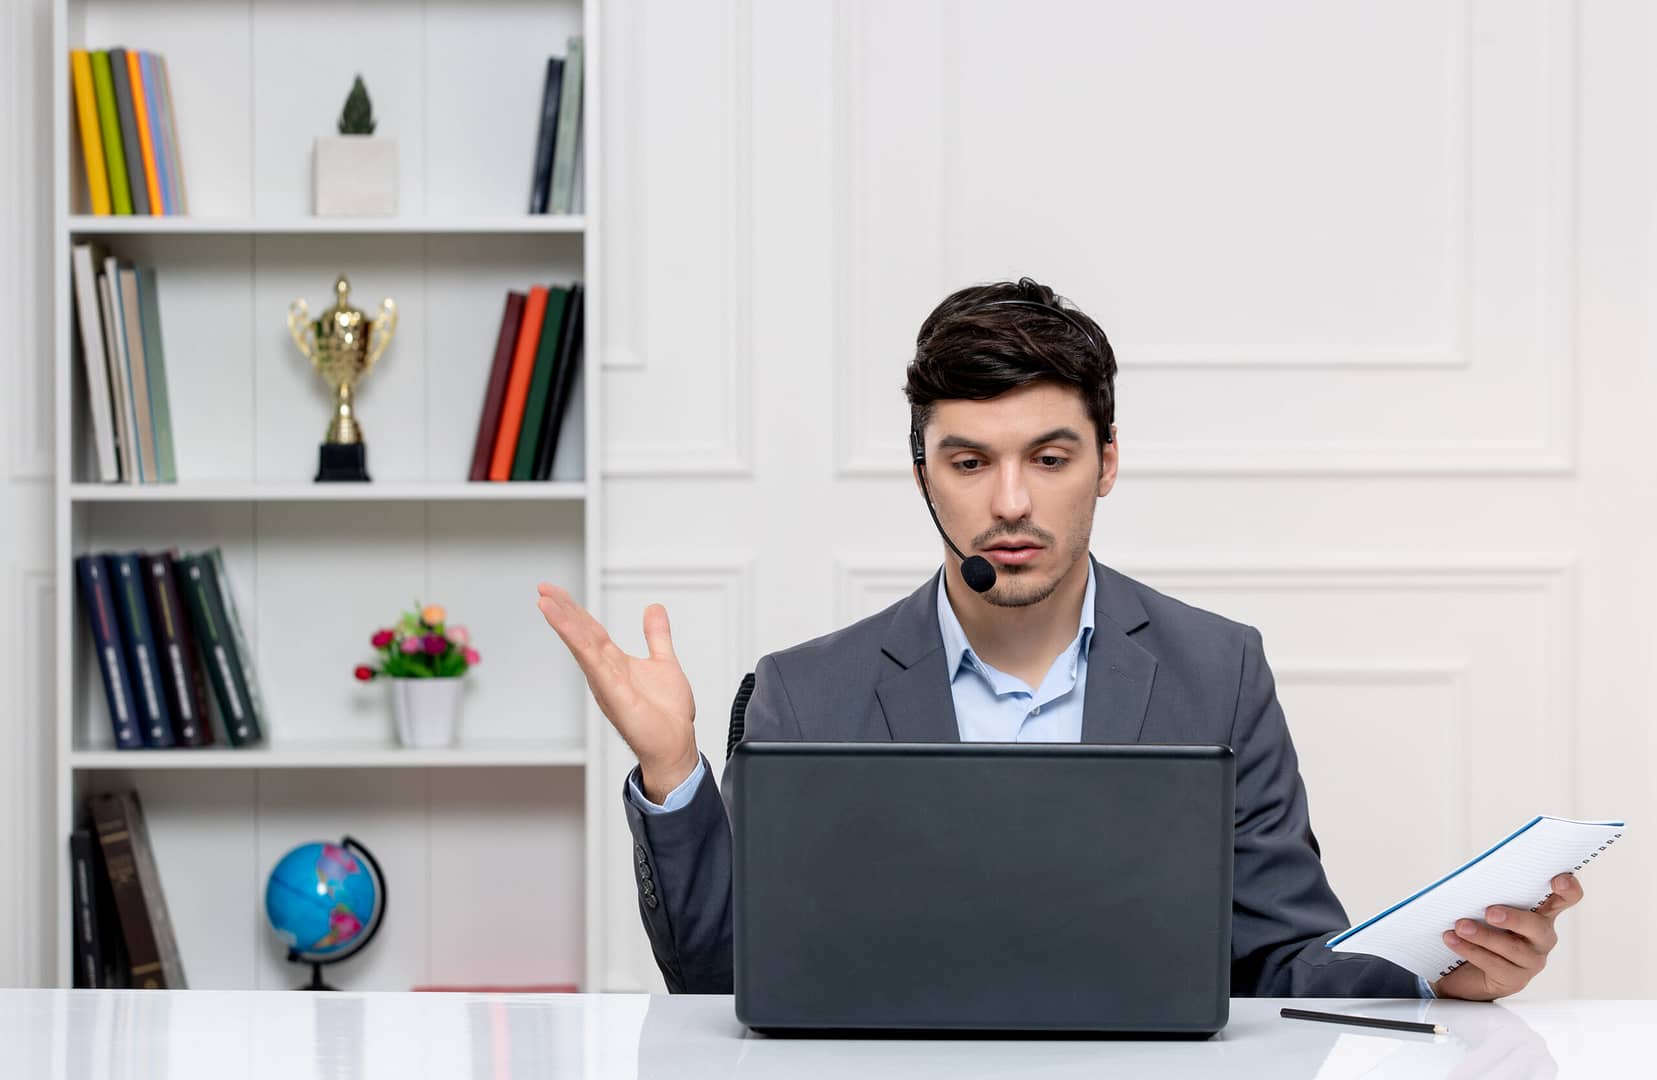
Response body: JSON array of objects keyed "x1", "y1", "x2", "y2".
[{"x1": 356, "y1": 603, "x2": 479, "y2": 747}]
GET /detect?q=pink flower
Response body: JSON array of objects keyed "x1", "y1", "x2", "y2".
[
  {"x1": 446, "y1": 625, "x2": 470, "y2": 647},
  {"x1": 422, "y1": 634, "x2": 446, "y2": 655},
  {"x1": 463, "y1": 648, "x2": 481, "y2": 666},
  {"x1": 399, "y1": 636, "x2": 423, "y2": 654},
  {"x1": 371, "y1": 629, "x2": 394, "y2": 649}
]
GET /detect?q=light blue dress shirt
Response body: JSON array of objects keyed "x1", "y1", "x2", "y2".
[{"x1": 624, "y1": 562, "x2": 1433, "y2": 998}]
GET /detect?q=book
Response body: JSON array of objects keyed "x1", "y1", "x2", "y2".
[
  {"x1": 156, "y1": 54, "x2": 187, "y2": 214},
  {"x1": 468, "y1": 291, "x2": 527, "y2": 481},
  {"x1": 118, "y1": 265, "x2": 157, "y2": 483},
  {"x1": 108, "y1": 553, "x2": 174, "y2": 748},
  {"x1": 136, "y1": 267, "x2": 177, "y2": 482},
  {"x1": 108, "y1": 48, "x2": 150, "y2": 217},
  {"x1": 102, "y1": 255, "x2": 145, "y2": 483},
  {"x1": 177, "y1": 551, "x2": 259, "y2": 746},
  {"x1": 206, "y1": 547, "x2": 266, "y2": 744},
  {"x1": 69, "y1": 828, "x2": 113, "y2": 988},
  {"x1": 1328, "y1": 815, "x2": 1626, "y2": 981},
  {"x1": 91, "y1": 791, "x2": 187, "y2": 989},
  {"x1": 527, "y1": 56, "x2": 565, "y2": 214},
  {"x1": 137, "y1": 52, "x2": 174, "y2": 215},
  {"x1": 89, "y1": 52, "x2": 132, "y2": 216},
  {"x1": 488, "y1": 285, "x2": 550, "y2": 481},
  {"x1": 69, "y1": 51, "x2": 112, "y2": 215},
  {"x1": 74, "y1": 554, "x2": 141, "y2": 749},
  {"x1": 510, "y1": 286, "x2": 569, "y2": 480},
  {"x1": 532, "y1": 283, "x2": 585, "y2": 481},
  {"x1": 139, "y1": 552, "x2": 211, "y2": 747},
  {"x1": 549, "y1": 36, "x2": 584, "y2": 214},
  {"x1": 125, "y1": 49, "x2": 163, "y2": 216},
  {"x1": 70, "y1": 243, "x2": 119, "y2": 481},
  {"x1": 96, "y1": 270, "x2": 136, "y2": 483}
]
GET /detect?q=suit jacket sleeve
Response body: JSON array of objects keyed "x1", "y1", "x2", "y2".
[
  {"x1": 621, "y1": 653, "x2": 800, "y2": 993},
  {"x1": 1229, "y1": 625, "x2": 1422, "y2": 997}
]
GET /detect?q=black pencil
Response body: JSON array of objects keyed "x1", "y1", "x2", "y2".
[{"x1": 1279, "y1": 1007, "x2": 1447, "y2": 1035}]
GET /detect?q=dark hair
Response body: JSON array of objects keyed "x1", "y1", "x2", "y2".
[{"x1": 905, "y1": 277, "x2": 1116, "y2": 451}]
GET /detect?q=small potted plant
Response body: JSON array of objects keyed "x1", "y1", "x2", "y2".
[
  {"x1": 355, "y1": 603, "x2": 480, "y2": 748},
  {"x1": 314, "y1": 74, "x2": 397, "y2": 216}
]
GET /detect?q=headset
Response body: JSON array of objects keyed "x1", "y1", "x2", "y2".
[{"x1": 909, "y1": 298, "x2": 1113, "y2": 594}]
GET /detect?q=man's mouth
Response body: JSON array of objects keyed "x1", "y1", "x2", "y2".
[{"x1": 982, "y1": 542, "x2": 1044, "y2": 566}]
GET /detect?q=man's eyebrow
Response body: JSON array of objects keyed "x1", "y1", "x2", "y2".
[{"x1": 934, "y1": 427, "x2": 1084, "y2": 454}]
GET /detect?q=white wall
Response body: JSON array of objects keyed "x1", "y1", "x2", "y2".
[
  {"x1": 5, "y1": 0, "x2": 1654, "y2": 998},
  {"x1": 593, "y1": 0, "x2": 1656, "y2": 998}
]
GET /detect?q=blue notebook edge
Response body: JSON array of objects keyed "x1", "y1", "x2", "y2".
[{"x1": 1324, "y1": 815, "x2": 1626, "y2": 948}]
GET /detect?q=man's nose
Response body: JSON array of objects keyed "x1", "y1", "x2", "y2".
[{"x1": 989, "y1": 462, "x2": 1033, "y2": 522}]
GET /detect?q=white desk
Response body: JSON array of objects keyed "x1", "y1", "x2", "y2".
[{"x1": 1, "y1": 990, "x2": 1645, "y2": 1078}]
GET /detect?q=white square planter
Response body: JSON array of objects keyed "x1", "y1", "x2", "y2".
[{"x1": 314, "y1": 135, "x2": 398, "y2": 217}]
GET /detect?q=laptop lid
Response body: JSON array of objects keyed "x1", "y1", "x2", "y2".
[{"x1": 730, "y1": 742, "x2": 1234, "y2": 1035}]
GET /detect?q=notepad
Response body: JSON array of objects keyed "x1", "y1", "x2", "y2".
[{"x1": 1327, "y1": 815, "x2": 1625, "y2": 981}]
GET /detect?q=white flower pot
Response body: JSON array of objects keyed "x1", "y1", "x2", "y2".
[
  {"x1": 314, "y1": 135, "x2": 398, "y2": 217},
  {"x1": 390, "y1": 677, "x2": 464, "y2": 748}
]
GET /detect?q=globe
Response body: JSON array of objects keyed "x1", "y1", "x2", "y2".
[{"x1": 264, "y1": 838, "x2": 385, "y2": 986}]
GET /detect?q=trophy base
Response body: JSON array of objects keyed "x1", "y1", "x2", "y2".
[{"x1": 315, "y1": 442, "x2": 370, "y2": 483}]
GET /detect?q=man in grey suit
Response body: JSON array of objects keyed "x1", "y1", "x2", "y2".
[{"x1": 538, "y1": 277, "x2": 1583, "y2": 1001}]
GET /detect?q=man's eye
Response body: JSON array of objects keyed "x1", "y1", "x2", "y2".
[
  {"x1": 952, "y1": 458, "x2": 984, "y2": 472},
  {"x1": 1037, "y1": 455, "x2": 1068, "y2": 468}
]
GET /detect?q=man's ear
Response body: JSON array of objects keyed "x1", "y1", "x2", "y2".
[{"x1": 1097, "y1": 425, "x2": 1119, "y2": 498}]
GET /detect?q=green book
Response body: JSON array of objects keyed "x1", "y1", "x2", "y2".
[
  {"x1": 510, "y1": 287, "x2": 569, "y2": 480},
  {"x1": 548, "y1": 36, "x2": 583, "y2": 214},
  {"x1": 205, "y1": 547, "x2": 265, "y2": 744},
  {"x1": 136, "y1": 268, "x2": 176, "y2": 482},
  {"x1": 89, "y1": 51, "x2": 133, "y2": 216}
]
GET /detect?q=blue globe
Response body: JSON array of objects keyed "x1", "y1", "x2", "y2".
[{"x1": 264, "y1": 840, "x2": 383, "y2": 963}]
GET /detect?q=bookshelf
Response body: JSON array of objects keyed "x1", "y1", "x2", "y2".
[{"x1": 50, "y1": 0, "x2": 604, "y2": 992}]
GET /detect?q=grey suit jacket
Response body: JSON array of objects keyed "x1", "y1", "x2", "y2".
[{"x1": 623, "y1": 557, "x2": 1420, "y2": 998}]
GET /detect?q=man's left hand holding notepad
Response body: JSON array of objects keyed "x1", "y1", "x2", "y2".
[{"x1": 1326, "y1": 816, "x2": 1623, "y2": 1001}]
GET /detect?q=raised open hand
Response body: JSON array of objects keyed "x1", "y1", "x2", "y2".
[{"x1": 536, "y1": 583, "x2": 700, "y2": 800}]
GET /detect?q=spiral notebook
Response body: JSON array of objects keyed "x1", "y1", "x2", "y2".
[{"x1": 1327, "y1": 815, "x2": 1625, "y2": 981}]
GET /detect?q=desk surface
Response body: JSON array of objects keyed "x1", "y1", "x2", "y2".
[{"x1": 2, "y1": 990, "x2": 1646, "y2": 1078}]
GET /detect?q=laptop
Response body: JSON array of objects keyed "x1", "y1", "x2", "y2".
[{"x1": 729, "y1": 742, "x2": 1235, "y2": 1037}]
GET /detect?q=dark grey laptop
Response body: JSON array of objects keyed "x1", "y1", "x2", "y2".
[{"x1": 729, "y1": 742, "x2": 1235, "y2": 1037}]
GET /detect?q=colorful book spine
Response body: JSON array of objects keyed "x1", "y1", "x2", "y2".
[
  {"x1": 156, "y1": 55, "x2": 187, "y2": 214},
  {"x1": 137, "y1": 53, "x2": 174, "y2": 214},
  {"x1": 108, "y1": 553, "x2": 174, "y2": 748},
  {"x1": 89, "y1": 52, "x2": 132, "y2": 216},
  {"x1": 74, "y1": 555, "x2": 142, "y2": 750},
  {"x1": 125, "y1": 49, "x2": 163, "y2": 216},
  {"x1": 139, "y1": 552, "x2": 211, "y2": 747},
  {"x1": 469, "y1": 291, "x2": 526, "y2": 481},
  {"x1": 511, "y1": 286, "x2": 569, "y2": 480},
  {"x1": 177, "y1": 553, "x2": 258, "y2": 746},
  {"x1": 528, "y1": 56, "x2": 564, "y2": 214},
  {"x1": 206, "y1": 547, "x2": 266, "y2": 744},
  {"x1": 108, "y1": 48, "x2": 150, "y2": 216},
  {"x1": 488, "y1": 285, "x2": 549, "y2": 481},
  {"x1": 136, "y1": 267, "x2": 177, "y2": 482},
  {"x1": 549, "y1": 37, "x2": 584, "y2": 214},
  {"x1": 533, "y1": 283, "x2": 585, "y2": 481},
  {"x1": 69, "y1": 51, "x2": 112, "y2": 215}
]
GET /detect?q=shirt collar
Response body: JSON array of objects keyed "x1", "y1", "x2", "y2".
[{"x1": 936, "y1": 559, "x2": 1097, "y2": 682}]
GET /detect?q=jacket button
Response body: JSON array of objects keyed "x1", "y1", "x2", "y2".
[
  {"x1": 638, "y1": 863, "x2": 652, "y2": 882},
  {"x1": 634, "y1": 844, "x2": 647, "y2": 863},
  {"x1": 644, "y1": 893, "x2": 659, "y2": 909}
]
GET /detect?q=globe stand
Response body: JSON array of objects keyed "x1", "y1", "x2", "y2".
[{"x1": 280, "y1": 835, "x2": 388, "y2": 992}]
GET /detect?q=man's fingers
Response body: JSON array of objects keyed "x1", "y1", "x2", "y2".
[
  {"x1": 642, "y1": 603, "x2": 677, "y2": 662},
  {"x1": 1444, "y1": 923, "x2": 1540, "y2": 982},
  {"x1": 537, "y1": 585, "x2": 621, "y2": 667},
  {"x1": 1484, "y1": 906, "x2": 1558, "y2": 954},
  {"x1": 1536, "y1": 873, "x2": 1584, "y2": 920}
]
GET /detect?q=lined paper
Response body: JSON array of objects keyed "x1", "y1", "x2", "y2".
[{"x1": 1328, "y1": 816, "x2": 1625, "y2": 981}]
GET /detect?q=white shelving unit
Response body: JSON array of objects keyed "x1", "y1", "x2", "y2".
[{"x1": 50, "y1": 0, "x2": 604, "y2": 991}]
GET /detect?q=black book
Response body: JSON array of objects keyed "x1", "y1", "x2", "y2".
[
  {"x1": 108, "y1": 553, "x2": 175, "y2": 747},
  {"x1": 140, "y1": 551, "x2": 212, "y2": 747},
  {"x1": 176, "y1": 552, "x2": 260, "y2": 747},
  {"x1": 70, "y1": 829, "x2": 101, "y2": 988},
  {"x1": 528, "y1": 56, "x2": 565, "y2": 214},
  {"x1": 531, "y1": 282, "x2": 584, "y2": 480}
]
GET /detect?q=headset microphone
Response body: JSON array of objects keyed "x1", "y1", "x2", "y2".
[{"x1": 910, "y1": 427, "x2": 997, "y2": 593}]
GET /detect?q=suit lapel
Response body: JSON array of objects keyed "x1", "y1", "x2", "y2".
[
  {"x1": 1080, "y1": 559, "x2": 1158, "y2": 744},
  {"x1": 874, "y1": 570, "x2": 960, "y2": 742}
]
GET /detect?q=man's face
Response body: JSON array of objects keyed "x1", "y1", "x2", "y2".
[{"x1": 916, "y1": 383, "x2": 1117, "y2": 608}]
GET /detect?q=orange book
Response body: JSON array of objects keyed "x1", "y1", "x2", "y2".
[
  {"x1": 488, "y1": 286, "x2": 550, "y2": 480},
  {"x1": 70, "y1": 51, "x2": 112, "y2": 215},
  {"x1": 125, "y1": 50, "x2": 163, "y2": 216}
]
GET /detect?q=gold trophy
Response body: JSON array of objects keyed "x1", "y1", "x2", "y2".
[{"x1": 287, "y1": 274, "x2": 397, "y2": 482}]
